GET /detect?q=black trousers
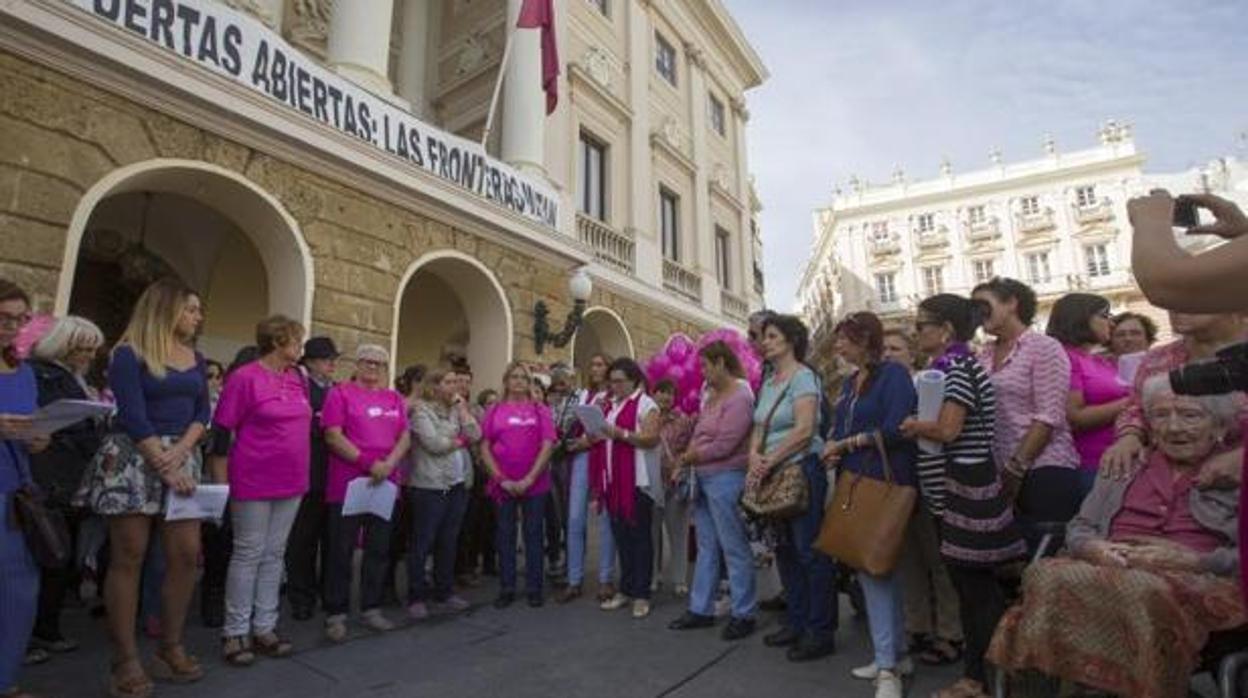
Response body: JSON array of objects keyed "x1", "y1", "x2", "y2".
[
  {"x1": 32, "y1": 508, "x2": 85, "y2": 640},
  {"x1": 947, "y1": 564, "x2": 1008, "y2": 685},
  {"x1": 284, "y1": 491, "x2": 329, "y2": 611},
  {"x1": 324, "y1": 505, "x2": 392, "y2": 616},
  {"x1": 455, "y1": 479, "x2": 496, "y2": 576},
  {"x1": 200, "y1": 515, "x2": 232, "y2": 614},
  {"x1": 611, "y1": 491, "x2": 654, "y2": 601},
  {"x1": 1016, "y1": 467, "x2": 1085, "y2": 555}
]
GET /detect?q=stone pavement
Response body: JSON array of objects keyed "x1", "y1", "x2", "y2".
[{"x1": 22, "y1": 578, "x2": 964, "y2": 698}]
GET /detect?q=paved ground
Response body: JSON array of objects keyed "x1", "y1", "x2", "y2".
[{"x1": 22, "y1": 578, "x2": 964, "y2": 698}]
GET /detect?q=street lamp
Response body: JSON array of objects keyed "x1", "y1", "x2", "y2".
[{"x1": 533, "y1": 267, "x2": 593, "y2": 355}]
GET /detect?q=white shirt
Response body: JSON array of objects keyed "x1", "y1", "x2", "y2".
[{"x1": 605, "y1": 390, "x2": 659, "y2": 488}]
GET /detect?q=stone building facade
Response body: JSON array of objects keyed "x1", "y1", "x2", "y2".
[{"x1": 0, "y1": 0, "x2": 766, "y2": 388}]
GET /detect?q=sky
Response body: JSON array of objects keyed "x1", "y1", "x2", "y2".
[{"x1": 720, "y1": 0, "x2": 1248, "y2": 311}]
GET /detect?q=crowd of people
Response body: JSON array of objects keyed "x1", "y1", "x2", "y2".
[{"x1": 0, "y1": 191, "x2": 1245, "y2": 698}]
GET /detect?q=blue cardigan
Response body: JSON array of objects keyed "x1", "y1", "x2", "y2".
[{"x1": 831, "y1": 361, "x2": 918, "y2": 486}]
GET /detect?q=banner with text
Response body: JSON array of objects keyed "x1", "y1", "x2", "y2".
[{"x1": 67, "y1": 0, "x2": 560, "y2": 230}]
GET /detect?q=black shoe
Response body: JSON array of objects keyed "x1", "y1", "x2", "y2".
[
  {"x1": 759, "y1": 594, "x2": 787, "y2": 612},
  {"x1": 527, "y1": 594, "x2": 544, "y2": 608},
  {"x1": 721, "y1": 618, "x2": 756, "y2": 641},
  {"x1": 763, "y1": 626, "x2": 800, "y2": 648},
  {"x1": 494, "y1": 592, "x2": 516, "y2": 609},
  {"x1": 668, "y1": 612, "x2": 715, "y2": 631},
  {"x1": 291, "y1": 605, "x2": 314, "y2": 622},
  {"x1": 786, "y1": 638, "x2": 836, "y2": 662}
]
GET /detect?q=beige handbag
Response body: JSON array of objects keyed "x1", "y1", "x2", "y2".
[{"x1": 814, "y1": 431, "x2": 916, "y2": 575}]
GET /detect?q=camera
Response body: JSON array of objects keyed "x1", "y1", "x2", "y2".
[{"x1": 1169, "y1": 342, "x2": 1248, "y2": 396}]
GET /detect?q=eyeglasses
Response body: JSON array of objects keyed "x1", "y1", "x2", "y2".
[
  {"x1": 358, "y1": 359, "x2": 386, "y2": 369},
  {"x1": 0, "y1": 312, "x2": 32, "y2": 328}
]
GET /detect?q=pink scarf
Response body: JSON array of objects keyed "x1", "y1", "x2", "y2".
[{"x1": 591, "y1": 392, "x2": 641, "y2": 523}]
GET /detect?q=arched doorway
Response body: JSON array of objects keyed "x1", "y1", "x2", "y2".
[
  {"x1": 571, "y1": 306, "x2": 634, "y2": 375},
  {"x1": 58, "y1": 160, "x2": 312, "y2": 363},
  {"x1": 393, "y1": 251, "x2": 513, "y2": 396}
]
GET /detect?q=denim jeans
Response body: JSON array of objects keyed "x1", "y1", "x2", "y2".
[
  {"x1": 224, "y1": 497, "x2": 301, "y2": 636},
  {"x1": 774, "y1": 454, "x2": 838, "y2": 643},
  {"x1": 859, "y1": 570, "x2": 906, "y2": 669},
  {"x1": 689, "y1": 469, "x2": 756, "y2": 619},
  {"x1": 407, "y1": 485, "x2": 469, "y2": 603},
  {"x1": 655, "y1": 488, "x2": 691, "y2": 588},
  {"x1": 0, "y1": 494, "x2": 38, "y2": 692},
  {"x1": 324, "y1": 505, "x2": 393, "y2": 616},
  {"x1": 611, "y1": 490, "x2": 654, "y2": 600},
  {"x1": 566, "y1": 451, "x2": 616, "y2": 586},
  {"x1": 495, "y1": 494, "x2": 545, "y2": 596}
]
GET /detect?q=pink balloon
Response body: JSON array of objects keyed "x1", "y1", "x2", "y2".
[
  {"x1": 680, "y1": 394, "x2": 701, "y2": 415},
  {"x1": 15, "y1": 314, "x2": 55, "y2": 359},
  {"x1": 666, "y1": 334, "x2": 695, "y2": 362}
]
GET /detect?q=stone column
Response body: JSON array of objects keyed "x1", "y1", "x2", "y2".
[
  {"x1": 396, "y1": 0, "x2": 430, "y2": 116},
  {"x1": 686, "y1": 43, "x2": 715, "y2": 311},
  {"x1": 732, "y1": 98, "x2": 753, "y2": 301},
  {"x1": 501, "y1": 0, "x2": 546, "y2": 175},
  {"x1": 327, "y1": 0, "x2": 396, "y2": 95},
  {"x1": 628, "y1": 0, "x2": 659, "y2": 284}
]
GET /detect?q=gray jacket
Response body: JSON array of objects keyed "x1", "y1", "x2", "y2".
[
  {"x1": 1066, "y1": 462, "x2": 1239, "y2": 576},
  {"x1": 409, "y1": 401, "x2": 481, "y2": 491}
]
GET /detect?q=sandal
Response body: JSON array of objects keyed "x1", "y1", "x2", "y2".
[
  {"x1": 109, "y1": 659, "x2": 153, "y2": 698},
  {"x1": 931, "y1": 678, "x2": 989, "y2": 698},
  {"x1": 150, "y1": 644, "x2": 204, "y2": 683},
  {"x1": 252, "y1": 632, "x2": 294, "y2": 658},
  {"x1": 221, "y1": 636, "x2": 256, "y2": 667},
  {"x1": 21, "y1": 648, "x2": 50, "y2": 666},
  {"x1": 919, "y1": 638, "x2": 964, "y2": 666}
]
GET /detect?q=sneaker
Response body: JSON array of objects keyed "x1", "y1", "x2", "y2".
[
  {"x1": 600, "y1": 593, "x2": 629, "y2": 611},
  {"x1": 873, "y1": 670, "x2": 903, "y2": 698},
  {"x1": 407, "y1": 602, "x2": 429, "y2": 621},
  {"x1": 324, "y1": 615, "x2": 348, "y2": 643},
  {"x1": 851, "y1": 658, "x2": 915, "y2": 680},
  {"x1": 361, "y1": 609, "x2": 396, "y2": 632},
  {"x1": 436, "y1": 595, "x2": 471, "y2": 613},
  {"x1": 631, "y1": 599, "x2": 651, "y2": 619}
]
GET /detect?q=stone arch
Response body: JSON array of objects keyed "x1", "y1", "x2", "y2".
[{"x1": 571, "y1": 306, "x2": 635, "y2": 373}]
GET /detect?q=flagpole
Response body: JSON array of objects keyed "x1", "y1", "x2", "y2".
[{"x1": 480, "y1": 24, "x2": 516, "y2": 150}]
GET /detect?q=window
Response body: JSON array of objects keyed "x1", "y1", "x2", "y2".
[
  {"x1": 578, "y1": 133, "x2": 607, "y2": 221},
  {"x1": 708, "y1": 94, "x2": 726, "y2": 136},
  {"x1": 1085, "y1": 243, "x2": 1111, "y2": 277},
  {"x1": 1075, "y1": 185, "x2": 1098, "y2": 208},
  {"x1": 922, "y1": 266, "x2": 944, "y2": 295},
  {"x1": 1020, "y1": 196, "x2": 1040, "y2": 216},
  {"x1": 1025, "y1": 251, "x2": 1052, "y2": 284},
  {"x1": 915, "y1": 213, "x2": 935, "y2": 234},
  {"x1": 714, "y1": 227, "x2": 731, "y2": 287},
  {"x1": 587, "y1": 0, "x2": 608, "y2": 16},
  {"x1": 875, "y1": 273, "x2": 897, "y2": 304},
  {"x1": 870, "y1": 221, "x2": 890, "y2": 240},
  {"x1": 655, "y1": 32, "x2": 677, "y2": 86},
  {"x1": 972, "y1": 259, "x2": 995, "y2": 284},
  {"x1": 967, "y1": 205, "x2": 986, "y2": 225},
  {"x1": 660, "y1": 187, "x2": 680, "y2": 261}
]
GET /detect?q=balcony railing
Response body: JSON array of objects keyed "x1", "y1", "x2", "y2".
[
  {"x1": 1073, "y1": 200, "x2": 1114, "y2": 226},
  {"x1": 720, "y1": 290, "x2": 749, "y2": 322},
  {"x1": 576, "y1": 214, "x2": 635, "y2": 274},
  {"x1": 663, "y1": 258, "x2": 702, "y2": 302},
  {"x1": 869, "y1": 234, "x2": 901, "y2": 255},
  {"x1": 1016, "y1": 209, "x2": 1056, "y2": 234},
  {"x1": 915, "y1": 227, "x2": 949, "y2": 249},
  {"x1": 965, "y1": 217, "x2": 1000, "y2": 242}
]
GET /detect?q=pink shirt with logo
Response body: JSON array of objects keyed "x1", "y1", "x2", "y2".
[
  {"x1": 212, "y1": 362, "x2": 312, "y2": 501},
  {"x1": 321, "y1": 381, "x2": 409, "y2": 503},
  {"x1": 1066, "y1": 346, "x2": 1130, "y2": 471},
  {"x1": 482, "y1": 399, "x2": 555, "y2": 501}
]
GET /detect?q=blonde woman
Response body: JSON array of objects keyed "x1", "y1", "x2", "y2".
[
  {"x1": 76, "y1": 278, "x2": 210, "y2": 697},
  {"x1": 27, "y1": 316, "x2": 106, "y2": 657}
]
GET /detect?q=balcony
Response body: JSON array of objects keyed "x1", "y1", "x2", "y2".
[
  {"x1": 869, "y1": 234, "x2": 901, "y2": 255},
  {"x1": 1016, "y1": 209, "x2": 1056, "y2": 234},
  {"x1": 576, "y1": 214, "x2": 635, "y2": 274},
  {"x1": 915, "y1": 226, "x2": 949, "y2": 250},
  {"x1": 965, "y1": 217, "x2": 1000, "y2": 242},
  {"x1": 663, "y1": 258, "x2": 702, "y2": 302},
  {"x1": 720, "y1": 290, "x2": 749, "y2": 322},
  {"x1": 1073, "y1": 200, "x2": 1114, "y2": 226}
]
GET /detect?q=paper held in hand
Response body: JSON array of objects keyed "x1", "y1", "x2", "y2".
[
  {"x1": 573, "y1": 404, "x2": 608, "y2": 436},
  {"x1": 915, "y1": 370, "x2": 947, "y2": 455},
  {"x1": 165, "y1": 484, "x2": 230, "y2": 522},
  {"x1": 342, "y1": 477, "x2": 399, "y2": 521},
  {"x1": 29, "y1": 399, "x2": 114, "y2": 436}
]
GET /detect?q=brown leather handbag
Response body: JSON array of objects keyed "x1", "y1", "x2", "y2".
[
  {"x1": 740, "y1": 383, "x2": 809, "y2": 519},
  {"x1": 814, "y1": 431, "x2": 916, "y2": 575}
]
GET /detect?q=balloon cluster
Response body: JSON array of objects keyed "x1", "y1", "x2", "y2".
[
  {"x1": 15, "y1": 313, "x2": 55, "y2": 360},
  {"x1": 644, "y1": 328, "x2": 763, "y2": 416}
]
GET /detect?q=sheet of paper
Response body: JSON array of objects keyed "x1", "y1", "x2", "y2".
[
  {"x1": 165, "y1": 484, "x2": 230, "y2": 521},
  {"x1": 1117, "y1": 351, "x2": 1145, "y2": 386},
  {"x1": 915, "y1": 370, "x2": 947, "y2": 455},
  {"x1": 29, "y1": 399, "x2": 114, "y2": 436},
  {"x1": 341, "y1": 477, "x2": 398, "y2": 521},
  {"x1": 573, "y1": 404, "x2": 608, "y2": 436}
]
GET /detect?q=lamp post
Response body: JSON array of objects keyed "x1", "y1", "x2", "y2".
[{"x1": 533, "y1": 268, "x2": 593, "y2": 355}]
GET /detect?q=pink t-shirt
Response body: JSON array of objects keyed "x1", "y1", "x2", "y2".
[
  {"x1": 321, "y1": 381, "x2": 409, "y2": 503},
  {"x1": 213, "y1": 362, "x2": 312, "y2": 501},
  {"x1": 1066, "y1": 346, "x2": 1129, "y2": 471},
  {"x1": 482, "y1": 400, "x2": 555, "y2": 500}
]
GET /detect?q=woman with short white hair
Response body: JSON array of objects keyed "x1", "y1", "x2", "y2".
[{"x1": 26, "y1": 316, "x2": 107, "y2": 658}]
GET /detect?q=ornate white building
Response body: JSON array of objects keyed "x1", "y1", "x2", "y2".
[{"x1": 798, "y1": 121, "x2": 1246, "y2": 346}]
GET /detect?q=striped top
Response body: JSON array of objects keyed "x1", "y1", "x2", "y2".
[
  {"x1": 916, "y1": 354, "x2": 994, "y2": 514},
  {"x1": 978, "y1": 330, "x2": 1079, "y2": 470}
]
